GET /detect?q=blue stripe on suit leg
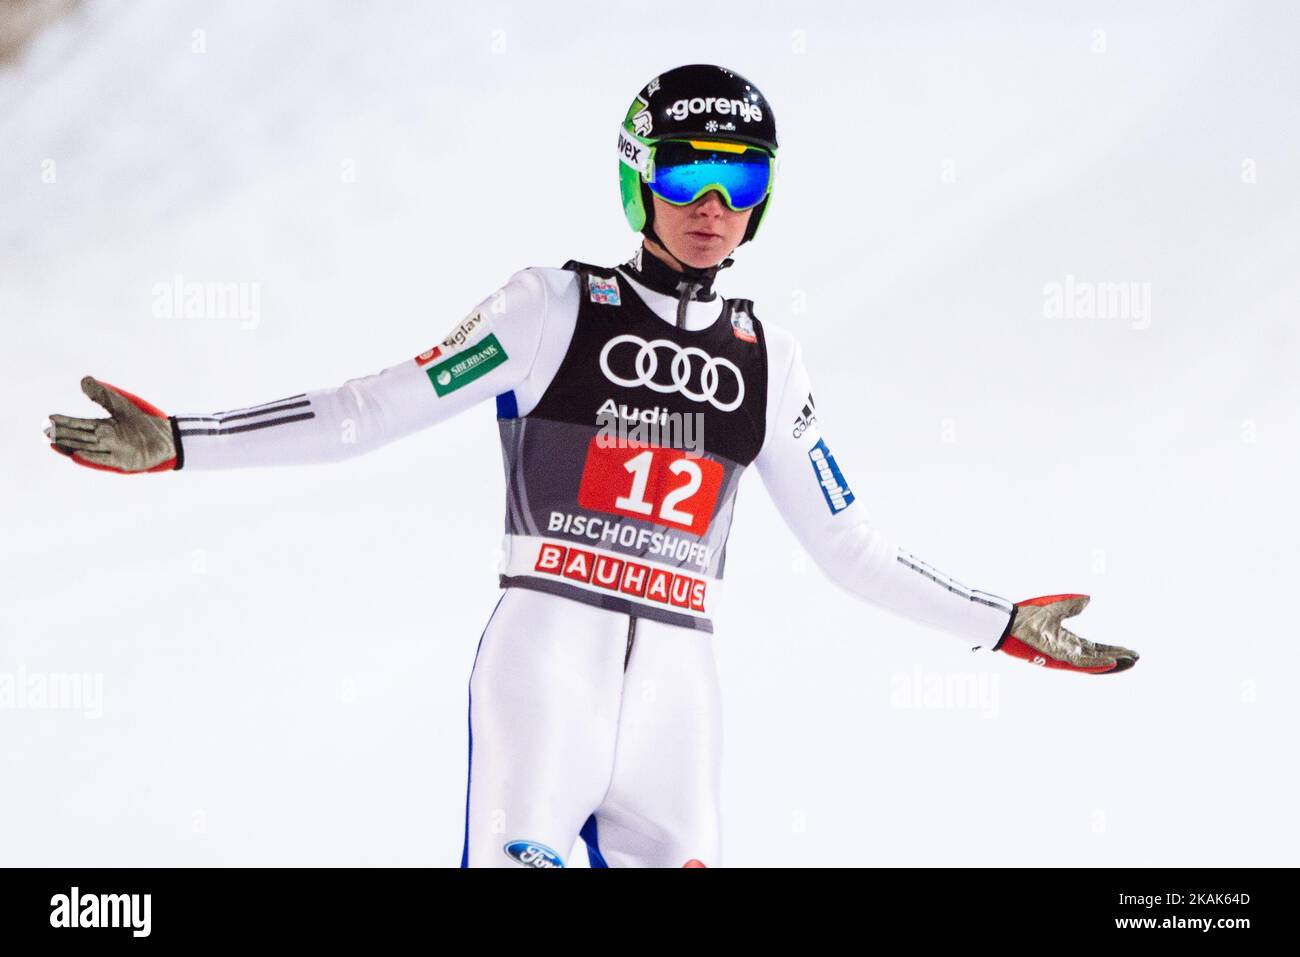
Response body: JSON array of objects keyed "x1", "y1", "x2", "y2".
[{"x1": 580, "y1": 814, "x2": 609, "y2": 868}]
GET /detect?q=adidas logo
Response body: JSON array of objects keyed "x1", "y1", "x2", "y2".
[{"x1": 792, "y1": 392, "x2": 817, "y2": 438}]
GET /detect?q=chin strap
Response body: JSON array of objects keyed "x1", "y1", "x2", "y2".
[{"x1": 627, "y1": 231, "x2": 735, "y2": 329}]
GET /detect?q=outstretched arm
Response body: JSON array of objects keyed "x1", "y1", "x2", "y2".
[
  {"x1": 753, "y1": 334, "x2": 1137, "y2": 674},
  {"x1": 47, "y1": 268, "x2": 551, "y2": 472}
]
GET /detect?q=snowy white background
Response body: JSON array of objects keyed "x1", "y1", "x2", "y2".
[{"x1": 2, "y1": 0, "x2": 1296, "y2": 866}]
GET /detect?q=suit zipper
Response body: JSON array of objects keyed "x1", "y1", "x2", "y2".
[{"x1": 624, "y1": 614, "x2": 637, "y2": 671}]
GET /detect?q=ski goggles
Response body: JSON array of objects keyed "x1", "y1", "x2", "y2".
[{"x1": 621, "y1": 132, "x2": 775, "y2": 211}]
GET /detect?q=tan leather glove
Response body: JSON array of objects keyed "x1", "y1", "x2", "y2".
[
  {"x1": 47, "y1": 377, "x2": 179, "y2": 473},
  {"x1": 994, "y1": 594, "x2": 1138, "y2": 674}
]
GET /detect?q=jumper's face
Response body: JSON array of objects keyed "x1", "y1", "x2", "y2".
[{"x1": 648, "y1": 191, "x2": 752, "y2": 269}]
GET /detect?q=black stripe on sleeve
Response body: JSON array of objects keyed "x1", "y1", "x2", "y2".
[
  {"x1": 174, "y1": 399, "x2": 311, "y2": 426},
  {"x1": 177, "y1": 412, "x2": 316, "y2": 436}
]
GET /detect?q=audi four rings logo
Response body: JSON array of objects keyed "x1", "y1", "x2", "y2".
[{"x1": 599, "y1": 335, "x2": 745, "y2": 412}]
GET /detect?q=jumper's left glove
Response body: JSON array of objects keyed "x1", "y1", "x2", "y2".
[
  {"x1": 46, "y1": 376, "x2": 179, "y2": 474},
  {"x1": 994, "y1": 594, "x2": 1138, "y2": 674}
]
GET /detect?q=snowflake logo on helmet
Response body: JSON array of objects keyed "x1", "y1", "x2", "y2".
[{"x1": 704, "y1": 120, "x2": 718, "y2": 133}]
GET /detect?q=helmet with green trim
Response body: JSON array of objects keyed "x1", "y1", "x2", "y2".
[{"x1": 618, "y1": 64, "x2": 779, "y2": 247}]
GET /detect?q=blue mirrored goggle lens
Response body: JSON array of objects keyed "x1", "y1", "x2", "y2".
[{"x1": 648, "y1": 141, "x2": 772, "y2": 210}]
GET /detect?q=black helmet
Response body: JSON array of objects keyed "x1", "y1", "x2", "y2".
[{"x1": 618, "y1": 64, "x2": 779, "y2": 247}]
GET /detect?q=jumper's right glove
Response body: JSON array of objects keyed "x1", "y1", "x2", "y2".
[
  {"x1": 994, "y1": 594, "x2": 1138, "y2": 674},
  {"x1": 47, "y1": 376, "x2": 179, "y2": 473}
]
